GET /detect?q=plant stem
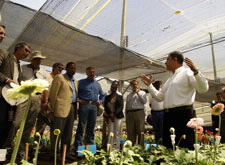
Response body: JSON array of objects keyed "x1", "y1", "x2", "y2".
[
  {"x1": 10, "y1": 95, "x2": 32, "y2": 165},
  {"x1": 213, "y1": 145, "x2": 216, "y2": 164},
  {"x1": 34, "y1": 135, "x2": 41, "y2": 165},
  {"x1": 195, "y1": 129, "x2": 198, "y2": 165},
  {"x1": 177, "y1": 135, "x2": 184, "y2": 147},
  {"x1": 218, "y1": 115, "x2": 221, "y2": 135},
  {"x1": 55, "y1": 134, "x2": 59, "y2": 165}
]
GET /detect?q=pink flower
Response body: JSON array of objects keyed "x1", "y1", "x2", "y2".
[
  {"x1": 196, "y1": 126, "x2": 204, "y2": 134},
  {"x1": 212, "y1": 103, "x2": 224, "y2": 115},
  {"x1": 187, "y1": 118, "x2": 204, "y2": 128}
]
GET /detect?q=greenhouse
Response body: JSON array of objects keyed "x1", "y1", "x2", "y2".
[{"x1": 1, "y1": 0, "x2": 225, "y2": 164}]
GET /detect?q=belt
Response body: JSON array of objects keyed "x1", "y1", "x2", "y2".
[
  {"x1": 164, "y1": 105, "x2": 193, "y2": 113},
  {"x1": 79, "y1": 99, "x2": 98, "y2": 105},
  {"x1": 151, "y1": 109, "x2": 164, "y2": 112},
  {"x1": 126, "y1": 109, "x2": 143, "y2": 113}
]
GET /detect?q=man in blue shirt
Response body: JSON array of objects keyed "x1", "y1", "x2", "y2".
[{"x1": 74, "y1": 66, "x2": 105, "y2": 153}]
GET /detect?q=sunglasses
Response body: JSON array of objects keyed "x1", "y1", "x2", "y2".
[{"x1": 58, "y1": 66, "x2": 64, "y2": 70}]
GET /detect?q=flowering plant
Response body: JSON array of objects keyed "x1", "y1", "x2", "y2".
[
  {"x1": 7, "y1": 79, "x2": 49, "y2": 165},
  {"x1": 186, "y1": 118, "x2": 204, "y2": 129},
  {"x1": 212, "y1": 103, "x2": 224, "y2": 135},
  {"x1": 7, "y1": 79, "x2": 49, "y2": 99},
  {"x1": 169, "y1": 127, "x2": 176, "y2": 151},
  {"x1": 212, "y1": 103, "x2": 224, "y2": 115},
  {"x1": 187, "y1": 117, "x2": 204, "y2": 164}
]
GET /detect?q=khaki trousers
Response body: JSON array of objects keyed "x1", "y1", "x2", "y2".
[{"x1": 126, "y1": 110, "x2": 145, "y2": 146}]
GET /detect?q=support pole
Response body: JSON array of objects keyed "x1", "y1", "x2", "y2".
[
  {"x1": 119, "y1": 0, "x2": 128, "y2": 93},
  {"x1": 209, "y1": 32, "x2": 218, "y2": 81}
]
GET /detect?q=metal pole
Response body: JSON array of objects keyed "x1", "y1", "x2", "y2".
[
  {"x1": 209, "y1": 32, "x2": 217, "y2": 81},
  {"x1": 120, "y1": 0, "x2": 127, "y2": 48},
  {"x1": 119, "y1": 0, "x2": 127, "y2": 92}
]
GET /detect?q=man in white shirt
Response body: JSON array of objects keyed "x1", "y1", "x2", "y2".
[
  {"x1": 125, "y1": 80, "x2": 147, "y2": 146},
  {"x1": 141, "y1": 51, "x2": 208, "y2": 149}
]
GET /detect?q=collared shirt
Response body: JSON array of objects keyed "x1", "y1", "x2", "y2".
[
  {"x1": 13, "y1": 55, "x2": 19, "y2": 83},
  {"x1": 66, "y1": 74, "x2": 76, "y2": 103},
  {"x1": 78, "y1": 78, "x2": 105, "y2": 103},
  {"x1": 126, "y1": 90, "x2": 147, "y2": 111},
  {"x1": 147, "y1": 66, "x2": 209, "y2": 109},
  {"x1": 20, "y1": 64, "x2": 50, "y2": 82}
]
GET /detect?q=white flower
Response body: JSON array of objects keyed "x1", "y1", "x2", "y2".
[{"x1": 7, "y1": 79, "x2": 49, "y2": 99}]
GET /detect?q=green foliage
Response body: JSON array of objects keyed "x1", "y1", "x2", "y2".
[
  {"x1": 76, "y1": 144, "x2": 225, "y2": 165},
  {"x1": 95, "y1": 134, "x2": 102, "y2": 149}
]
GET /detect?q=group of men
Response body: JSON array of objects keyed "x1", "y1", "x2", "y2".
[
  {"x1": 103, "y1": 50, "x2": 209, "y2": 151},
  {"x1": 0, "y1": 22, "x2": 215, "y2": 163},
  {"x1": 0, "y1": 24, "x2": 106, "y2": 162}
]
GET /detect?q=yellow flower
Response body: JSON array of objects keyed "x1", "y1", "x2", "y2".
[
  {"x1": 7, "y1": 79, "x2": 49, "y2": 99},
  {"x1": 212, "y1": 103, "x2": 224, "y2": 115},
  {"x1": 54, "y1": 129, "x2": 61, "y2": 135},
  {"x1": 183, "y1": 135, "x2": 186, "y2": 140},
  {"x1": 35, "y1": 132, "x2": 41, "y2": 137}
]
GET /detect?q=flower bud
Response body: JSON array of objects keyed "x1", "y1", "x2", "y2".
[
  {"x1": 54, "y1": 129, "x2": 61, "y2": 135},
  {"x1": 124, "y1": 140, "x2": 132, "y2": 147},
  {"x1": 170, "y1": 127, "x2": 175, "y2": 135}
]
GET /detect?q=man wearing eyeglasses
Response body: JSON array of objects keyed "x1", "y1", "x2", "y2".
[
  {"x1": 0, "y1": 42, "x2": 31, "y2": 148},
  {"x1": 48, "y1": 63, "x2": 64, "y2": 84}
]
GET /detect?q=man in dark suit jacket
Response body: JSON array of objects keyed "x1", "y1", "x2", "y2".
[{"x1": 0, "y1": 42, "x2": 31, "y2": 148}]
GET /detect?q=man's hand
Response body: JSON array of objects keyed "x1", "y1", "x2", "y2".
[
  {"x1": 41, "y1": 102, "x2": 49, "y2": 111},
  {"x1": 184, "y1": 58, "x2": 198, "y2": 74},
  {"x1": 6, "y1": 79, "x2": 17, "y2": 86},
  {"x1": 110, "y1": 113, "x2": 115, "y2": 122},
  {"x1": 135, "y1": 87, "x2": 140, "y2": 93},
  {"x1": 141, "y1": 75, "x2": 154, "y2": 86}
]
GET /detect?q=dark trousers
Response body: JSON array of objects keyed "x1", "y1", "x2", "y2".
[
  {"x1": 101, "y1": 117, "x2": 109, "y2": 151},
  {"x1": 163, "y1": 105, "x2": 195, "y2": 150},
  {"x1": 0, "y1": 97, "x2": 13, "y2": 148},
  {"x1": 220, "y1": 111, "x2": 225, "y2": 143},
  {"x1": 151, "y1": 110, "x2": 164, "y2": 144},
  {"x1": 51, "y1": 104, "x2": 76, "y2": 155},
  {"x1": 212, "y1": 115, "x2": 219, "y2": 134}
]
